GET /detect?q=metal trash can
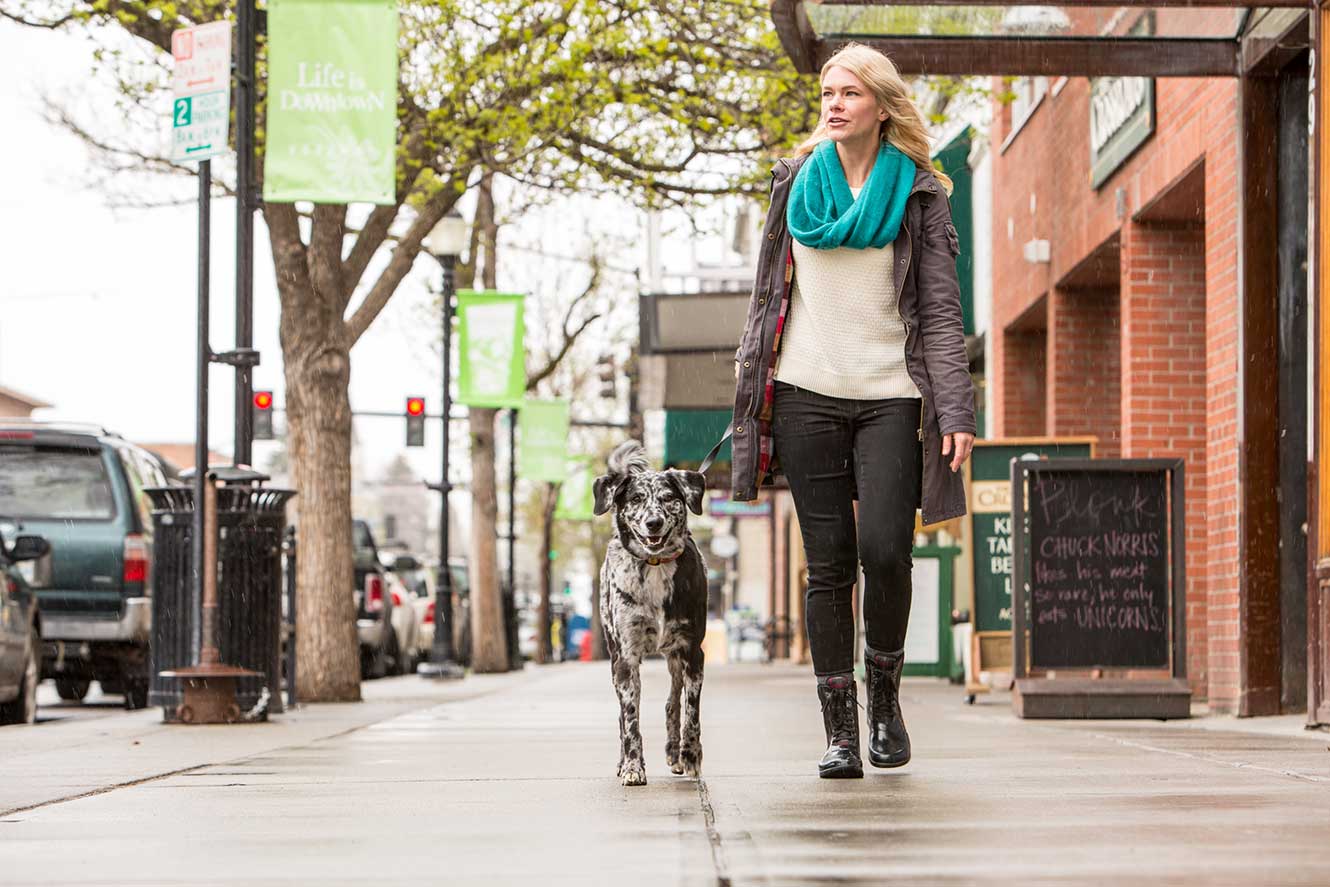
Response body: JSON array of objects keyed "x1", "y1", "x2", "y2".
[{"x1": 146, "y1": 468, "x2": 295, "y2": 721}]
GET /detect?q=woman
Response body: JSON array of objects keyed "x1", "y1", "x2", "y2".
[{"x1": 730, "y1": 43, "x2": 975, "y2": 779}]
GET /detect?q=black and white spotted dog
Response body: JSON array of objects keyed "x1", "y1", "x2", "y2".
[{"x1": 594, "y1": 441, "x2": 708, "y2": 786}]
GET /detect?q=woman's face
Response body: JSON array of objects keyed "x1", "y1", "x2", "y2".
[{"x1": 821, "y1": 66, "x2": 886, "y2": 146}]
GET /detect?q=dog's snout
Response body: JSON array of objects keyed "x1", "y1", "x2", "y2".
[{"x1": 644, "y1": 515, "x2": 665, "y2": 533}]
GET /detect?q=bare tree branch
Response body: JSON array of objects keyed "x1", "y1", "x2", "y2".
[
  {"x1": 343, "y1": 168, "x2": 474, "y2": 345},
  {"x1": 0, "y1": 8, "x2": 78, "y2": 28},
  {"x1": 341, "y1": 203, "x2": 400, "y2": 302},
  {"x1": 526, "y1": 258, "x2": 603, "y2": 391}
]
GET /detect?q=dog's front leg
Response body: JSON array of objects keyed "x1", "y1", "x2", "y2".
[
  {"x1": 666, "y1": 655, "x2": 684, "y2": 773},
  {"x1": 679, "y1": 653, "x2": 704, "y2": 778},
  {"x1": 613, "y1": 654, "x2": 646, "y2": 786}
]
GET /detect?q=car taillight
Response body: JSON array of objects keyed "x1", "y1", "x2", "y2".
[
  {"x1": 423, "y1": 601, "x2": 434, "y2": 624},
  {"x1": 391, "y1": 589, "x2": 403, "y2": 608},
  {"x1": 365, "y1": 574, "x2": 384, "y2": 614},
  {"x1": 124, "y1": 534, "x2": 149, "y2": 584}
]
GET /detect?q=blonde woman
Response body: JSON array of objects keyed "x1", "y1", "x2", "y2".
[{"x1": 730, "y1": 43, "x2": 975, "y2": 778}]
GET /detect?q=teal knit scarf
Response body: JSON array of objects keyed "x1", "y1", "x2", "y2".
[{"x1": 786, "y1": 140, "x2": 914, "y2": 250}]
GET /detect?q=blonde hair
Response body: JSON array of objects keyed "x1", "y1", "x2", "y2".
[{"x1": 794, "y1": 42, "x2": 953, "y2": 194}]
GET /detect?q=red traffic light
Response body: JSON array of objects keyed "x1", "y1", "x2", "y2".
[
  {"x1": 253, "y1": 391, "x2": 273, "y2": 410},
  {"x1": 406, "y1": 397, "x2": 426, "y2": 416}
]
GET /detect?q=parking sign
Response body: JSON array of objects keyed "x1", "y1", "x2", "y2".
[{"x1": 171, "y1": 21, "x2": 231, "y2": 161}]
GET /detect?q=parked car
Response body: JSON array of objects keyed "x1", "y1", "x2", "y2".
[
  {"x1": 406, "y1": 558, "x2": 471, "y2": 667},
  {"x1": 353, "y1": 520, "x2": 408, "y2": 678},
  {"x1": 0, "y1": 422, "x2": 174, "y2": 709},
  {"x1": 384, "y1": 567, "x2": 420, "y2": 674},
  {"x1": 0, "y1": 519, "x2": 48, "y2": 725}
]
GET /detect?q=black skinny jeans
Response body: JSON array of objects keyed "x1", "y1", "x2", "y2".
[{"x1": 772, "y1": 381, "x2": 922, "y2": 676}]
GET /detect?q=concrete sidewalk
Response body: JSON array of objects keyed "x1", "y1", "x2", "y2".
[{"x1": 2, "y1": 662, "x2": 1327, "y2": 885}]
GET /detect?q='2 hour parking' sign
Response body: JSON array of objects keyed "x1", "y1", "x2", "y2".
[{"x1": 171, "y1": 21, "x2": 231, "y2": 162}]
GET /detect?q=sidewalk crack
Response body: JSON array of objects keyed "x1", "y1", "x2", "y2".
[
  {"x1": 1090, "y1": 733, "x2": 1330, "y2": 784},
  {"x1": 696, "y1": 778, "x2": 732, "y2": 887}
]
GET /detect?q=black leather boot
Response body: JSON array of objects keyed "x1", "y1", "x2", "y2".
[
  {"x1": 815, "y1": 673, "x2": 863, "y2": 779},
  {"x1": 865, "y1": 647, "x2": 910, "y2": 768}
]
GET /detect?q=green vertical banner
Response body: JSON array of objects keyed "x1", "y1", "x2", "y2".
[
  {"x1": 263, "y1": 0, "x2": 398, "y2": 204},
  {"x1": 456, "y1": 291, "x2": 526, "y2": 408},
  {"x1": 518, "y1": 400, "x2": 570, "y2": 482},
  {"x1": 555, "y1": 457, "x2": 596, "y2": 521}
]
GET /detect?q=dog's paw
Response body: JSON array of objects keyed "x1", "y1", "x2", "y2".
[
  {"x1": 670, "y1": 760, "x2": 686, "y2": 776},
  {"x1": 620, "y1": 762, "x2": 647, "y2": 786},
  {"x1": 676, "y1": 750, "x2": 701, "y2": 778}
]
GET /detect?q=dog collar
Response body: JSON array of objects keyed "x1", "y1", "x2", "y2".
[{"x1": 644, "y1": 550, "x2": 683, "y2": 566}]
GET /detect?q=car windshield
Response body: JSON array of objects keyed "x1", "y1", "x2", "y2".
[{"x1": 0, "y1": 446, "x2": 115, "y2": 519}]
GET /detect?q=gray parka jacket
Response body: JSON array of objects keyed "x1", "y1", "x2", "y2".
[{"x1": 729, "y1": 154, "x2": 976, "y2": 525}]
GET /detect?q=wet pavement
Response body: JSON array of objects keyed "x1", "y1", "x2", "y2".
[{"x1": 1, "y1": 662, "x2": 1326, "y2": 885}]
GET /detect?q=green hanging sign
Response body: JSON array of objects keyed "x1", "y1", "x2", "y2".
[
  {"x1": 555, "y1": 457, "x2": 596, "y2": 521},
  {"x1": 263, "y1": 0, "x2": 398, "y2": 204},
  {"x1": 518, "y1": 400, "x2": 570, "y2": 482},
  {"x1": 456, "y1": 291, "x2": 526, "y2": 408}
]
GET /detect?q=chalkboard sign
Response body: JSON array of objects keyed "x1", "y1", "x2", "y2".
[{"x1": 1011, "y1": 459, "x2": 1186, "y2": 677}]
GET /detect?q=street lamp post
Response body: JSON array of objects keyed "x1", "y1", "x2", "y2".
[{"x1": 420, "y1": 209, "x2": 469, "y2": 680}]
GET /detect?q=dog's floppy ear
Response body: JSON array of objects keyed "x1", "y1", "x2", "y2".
[
  {"x1": 666, "y1": 469, "x2": 707, "y2": 515},
  {"x1": 592, "y1": 473, "x2": 621, "y2": 516}
]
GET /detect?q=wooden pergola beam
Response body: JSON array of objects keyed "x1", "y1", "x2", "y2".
[{"x1": 806, "y1": 36, "x2": 1239, "y2": 77}]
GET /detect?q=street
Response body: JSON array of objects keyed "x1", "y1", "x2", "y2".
[{"x1": 3, "y1": 663, "x2": 1327, "y2": 885}]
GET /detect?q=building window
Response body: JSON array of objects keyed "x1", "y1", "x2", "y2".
[{"x1": 1001, "y1": 76, "x2": 1049, "y2": 153}]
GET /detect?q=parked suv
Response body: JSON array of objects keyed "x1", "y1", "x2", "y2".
[{"x1": 0, "y1": 422, "x2": 175, "y2": 709}]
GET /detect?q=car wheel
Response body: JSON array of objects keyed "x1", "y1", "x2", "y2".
[
  {"x1": 55, "y1": 677, "x2": 91, "y2": 702},
  {"x1": 123, "y1": 678, "x2": 149, "y2": 711},
  {"x1": 0, "y1": 629, "x2": 40, "y2": 725}
]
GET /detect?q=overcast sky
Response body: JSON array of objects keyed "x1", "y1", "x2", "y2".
[{"x1": 0, "y1": 20, "x2": 741, "y2": 483}]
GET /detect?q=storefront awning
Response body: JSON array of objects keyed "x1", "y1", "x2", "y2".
[{"x1": 771, "y1": 1, "x2": 1309, "y2": 77}]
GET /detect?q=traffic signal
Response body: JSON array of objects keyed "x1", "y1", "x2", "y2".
[
  {"x1": 405, "y1": 396, "x2": 426, "y2": 447},
  {"x1": 253, "y1": 390, "x2": 274, "y2": 440},
  {"x1": 595, "y1": 352, "x2": 616, "y2": 399}
]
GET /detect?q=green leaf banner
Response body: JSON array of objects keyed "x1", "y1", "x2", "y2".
[
  {"x1": 456, "y1": 291, "x2": 526, "y2": 409},
  {"x1": 263, "y1": 0, "x2": 398, "y2": 204},
  {"x1": 518, "y1": 400, "x2": 570, "y2": 483}
]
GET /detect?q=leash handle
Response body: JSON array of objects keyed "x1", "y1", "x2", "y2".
[{"x1": 697, "y1": 422, "x2": 734, "y2": 476}]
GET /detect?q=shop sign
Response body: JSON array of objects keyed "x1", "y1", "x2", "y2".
[{"x1": 1089, "y1": 14, "x2": 1155, "y2": 189}]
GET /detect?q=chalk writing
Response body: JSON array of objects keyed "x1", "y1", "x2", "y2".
[{"x1": 1026, "y1": 469, "x2": 1170, "y2": 669}]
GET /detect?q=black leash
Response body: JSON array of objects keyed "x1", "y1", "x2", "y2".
[{"x1": 697, "y1": 422, "x2": 734, "y2": 476}]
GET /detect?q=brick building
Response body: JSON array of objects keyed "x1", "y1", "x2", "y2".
[{"x1": 987, "y1": 10, "x2": 1308, "y2": 713}]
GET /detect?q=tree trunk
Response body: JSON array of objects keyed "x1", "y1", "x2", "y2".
[
  {"x1": 464, "y1": 171, "x2": 510, "y2": 674},
  {"x1": 268, "y1": 206, "x2": 361, "y2": 702},
  {"x1": 468, "y1": 407, "x2": 508, "y2": 672},
  {"x1": 537, "y1": 483, "x2": 558, "y2": 664}
]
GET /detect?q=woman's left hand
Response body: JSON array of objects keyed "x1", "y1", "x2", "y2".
[{"x1": 942, "y1": 432, "x2": 975, "y2": 473}]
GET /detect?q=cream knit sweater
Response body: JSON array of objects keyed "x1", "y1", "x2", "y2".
[{"x1": 774, "y1": 189, "x2": 921, "y2": 400}]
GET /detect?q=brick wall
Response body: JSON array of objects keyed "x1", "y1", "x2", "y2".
[
  {"x1": 1049, "y1": 287, "x2": 1121, "y2": 456},
  {"x1": 1002, "y1": 328, "x2": 1047, "y2": 436},
  {"x1": 991, "y1": 72, "x2": 1242, "y2": 706}
]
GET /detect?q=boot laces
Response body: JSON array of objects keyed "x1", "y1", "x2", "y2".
[
  {"x1": 869, "y1": 659, "x2": 900, "y2": 719},
  {"x1": 820, "y1": 684, "x2": 860, "y2": 743}
]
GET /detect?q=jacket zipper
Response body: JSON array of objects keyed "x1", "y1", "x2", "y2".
[{"x1": 895, "y1": 223, "x2": 926, "y2": 442}]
